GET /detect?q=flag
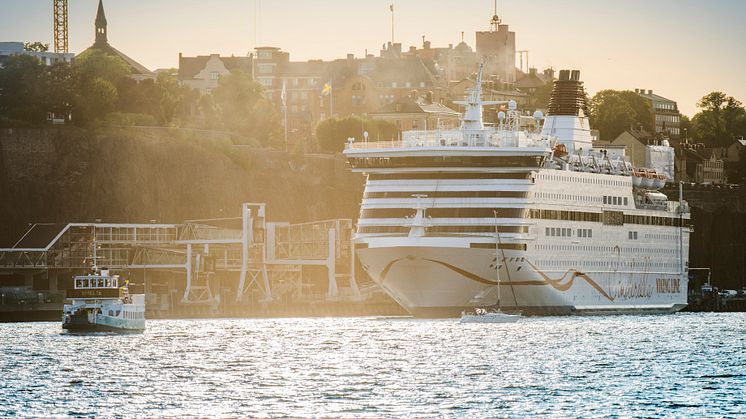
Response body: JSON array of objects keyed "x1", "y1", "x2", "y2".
[
  {"x1": 321, "y1": 80, "x2": 332, "y2": 96},
  {"x1": 281, "y1": 80, "x2": 287, "y2": 108}
]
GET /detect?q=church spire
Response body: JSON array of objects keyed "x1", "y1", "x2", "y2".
[{"x1": 95, "y1": 0, "x2": 108, "y2": 46}]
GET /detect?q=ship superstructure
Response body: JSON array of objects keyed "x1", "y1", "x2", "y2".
[{"x1": 344, "y1": 67, "x2": 690, "y2": 317}]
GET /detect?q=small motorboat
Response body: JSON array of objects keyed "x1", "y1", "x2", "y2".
[{"x1": 460, "y1": 308, "x2": 521, "y2": 323}]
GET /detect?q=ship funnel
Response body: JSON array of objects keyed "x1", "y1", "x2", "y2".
[
  {"x1": 541, "y1": 69, "x2": 594, "y2": 150},
  {"x1": 547, "y1": 69, "x2": 588, "y2": 117}
]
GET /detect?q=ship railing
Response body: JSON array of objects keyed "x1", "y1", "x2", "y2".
[{"x1": 345, "y1": 130, "x2": 547, "y2": 150}]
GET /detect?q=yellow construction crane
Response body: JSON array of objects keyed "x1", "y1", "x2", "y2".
[{"x1": 53, "y1": 0, "x2": 68, "y2": 53}]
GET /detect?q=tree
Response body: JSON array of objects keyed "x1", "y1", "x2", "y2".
[
  {"x1": 532, "y1": 81, "x2": 554, "y2": 110},
  {"x1": 23, "y1": 42, "x2": 49, "y2": 52},
  {"x1": 316, "y1": 116, "x2": 398, "y2": 153},
  {"x1": 210, "y1": 70, "x2": 280, "y2": 146},
  {"x1": 0, "y1": 55, "x2": 49, "y2": 125},
  {"x1": 692, "y1": 92, "x2": 746, "y2": 146},
  {"x1": 74, "y1": 50, "x2": 130, "y2": 84},
  {"x1": 588, "y1": 90, "x2": 653, "y2": 141}
]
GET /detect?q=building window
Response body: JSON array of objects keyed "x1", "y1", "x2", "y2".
[
  {"x1": 258, "y1": 78, "x2": 272, "y2": 87},
  {"x1": 258, "y1": 64, "x2": 274, "y2": 74},
  {"x1": 210, "y1": 71, "x2": 220, "y2": 80},
  {"x1": 257, "y1": 50, "x2": 272, "y2": 59}
]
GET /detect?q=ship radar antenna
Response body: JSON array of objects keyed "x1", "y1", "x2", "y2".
[{"x1": 490, "y1": 0, "x2": 501, "y2": 31}]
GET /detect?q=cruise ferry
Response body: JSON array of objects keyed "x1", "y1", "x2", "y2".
[
  {"x1": 62, "y1": 268, "x2": 145, "y2": 332},
  {"x1": 344, "y1": 67, "x2": 690, "y2": 317}
]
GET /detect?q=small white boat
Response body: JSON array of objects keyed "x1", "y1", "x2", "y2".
[
  {"x1": 460, "y1": 308, "x2": 521, "y2": 323},
  {"x1": 62, "y1": 268, "x2": 145, "y2": 333},
  {"x1": 460, "y1": 213, "x2": 521, "y2": 324}
]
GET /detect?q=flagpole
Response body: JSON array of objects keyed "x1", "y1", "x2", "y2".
[
  {"x1": 282, "y1": 79, "x2": 288, "y2": 152},
  {"x1": 330, "y1": 81, "x2": 333, "y2": 118},
  {"x1": 390, "y1": 3, "x2": 395, "y2": 43}
]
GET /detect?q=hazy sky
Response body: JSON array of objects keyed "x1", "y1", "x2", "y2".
[{"x1": 1, "y1": 0, "x2": 745, "y2": 116}]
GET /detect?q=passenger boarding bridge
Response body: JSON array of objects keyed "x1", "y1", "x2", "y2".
[{"x1": 0, "y1": 203, "x2": 361, "y2": 310}]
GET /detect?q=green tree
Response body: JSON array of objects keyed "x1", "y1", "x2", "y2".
[
  {"x1": 210, "y1": 70, "x2": 280, "y2": 146},
  {"x1": 0, "y1": 55, "x2": 49, "y2": 125},
  {"x1": 588, "y1": 90, "x2": 653, "y2": 141},
  {"x1": 532, "y1": 81, "x2": 554, "y2": 109},
  {"x1": 74, "y1": 50, "x2": 130, "y2": 84},
  {"x1": 692, "y1": 92, "x2": 746, "y2": 146},
  {"x1": 316, "y1": 116, "x2": 398, "y2": 153},
  {"x1": 44, "y1": 61, "x2": 78, "y2": 123},
  {"x1": 23, "y1": 42, "x2": 49, "y2": 52},
  {"x1": 72, "y1": 50, "x2": 129, "y2": 124}
]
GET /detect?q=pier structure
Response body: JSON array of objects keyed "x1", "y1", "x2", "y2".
[{"x1": 0, "y1": 203, "x2": 367, "y2": 317}]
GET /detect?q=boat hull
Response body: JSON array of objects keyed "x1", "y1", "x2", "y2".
[
  {"x1": 62, "y1": 311, "x2": 145, "y2": 333},
  {"x1": 357, "y1": 243, "x2": 688, "y2": 317}
]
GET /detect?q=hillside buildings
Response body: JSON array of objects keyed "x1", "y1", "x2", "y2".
[
  {"x1": 636, "y1": 88, "x2": 681, "y2": 138},
  {"x1": 0, "y1": 42, "x2": 73, "y2": 67}
]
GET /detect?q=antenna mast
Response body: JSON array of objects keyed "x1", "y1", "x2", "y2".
[
  {"x1": 53, "y1": 0, "x2": 69, "y2": 53},
  {"x1": 490, "y1": 0, "x2": 501, "y2": 31}
]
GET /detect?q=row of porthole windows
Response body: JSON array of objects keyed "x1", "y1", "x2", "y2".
[
  {"x1": 536, "y1": 259, "x2": 681, "y2": 270},
  {"x1": 536, "y1": 192, "x2": 601, "y2": 203},
  {"x1": 645, "y1": 233, "x2": 680, "y2": 240},
  {"x1": 534, "y1": 244, "x2": 679, "y2": 255},
  {"x1": 538, "y1": 172, "x2": 629, "y2": 187}
]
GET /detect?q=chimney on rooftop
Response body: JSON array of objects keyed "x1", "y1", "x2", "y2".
[
  {"x1": 648, "y1": 89, "x2": 653, "y2": 95},
  {"x1": 347, "y1": 53, "x2": 354, "y2": 61}
]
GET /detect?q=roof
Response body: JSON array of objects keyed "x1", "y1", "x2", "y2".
[
  {"x1": 79, "y1": 43, "x2": 152, "y2": 75},
  {"x1": 637, "y1": 90, "x2": 676, "y2": 104},
  {"x1": 95, "y1": 0, "x2": 107, "y2": 27},
  {"x1": 373, "y1": 96, "x2": 459, "y2": 115},
  {"x1": 12, "y1": 223, "x2": 67, "y2": 249},
  {"x1": 177, "y1": 54, "x2": 253, "y2": 80},
  {"x1": 612, "y1": 128, "x2": 652, "y2": 145},
  {"x1": 515, "y1": 71, "x2": 545, "y2": 89},
  {"x1": 370, "y1": 57, "x2": 436, "y2": 86}
]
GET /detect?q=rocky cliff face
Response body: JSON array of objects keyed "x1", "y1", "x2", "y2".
[{"x1": 0, "y1": 127, "x2": 364, "y2": 246}]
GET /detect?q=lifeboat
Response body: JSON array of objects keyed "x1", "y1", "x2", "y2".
[{"x1": 632, "y1": 168, "x2": 667, "y2": 190}]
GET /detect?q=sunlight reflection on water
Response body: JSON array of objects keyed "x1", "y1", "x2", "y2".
[{"x1": 1, "y1": 313, "x2": 745, "y2": 417}]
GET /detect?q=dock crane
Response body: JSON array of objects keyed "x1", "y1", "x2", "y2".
[{"x1": 53, "y1": 0, "x2": 68, "y2": 53}]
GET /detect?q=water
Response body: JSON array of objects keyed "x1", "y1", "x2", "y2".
[{"x1": 1, "y1": 314, "x2": 744, "y2": 418}]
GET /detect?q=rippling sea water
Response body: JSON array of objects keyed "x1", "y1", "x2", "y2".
[{"x1": 1, "y1": 313, "x2": 745, "y2": 417}]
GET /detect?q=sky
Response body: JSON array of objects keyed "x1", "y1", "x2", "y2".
[{"x1": 1, "y1": 0, "x2": 745, "y2": 116}]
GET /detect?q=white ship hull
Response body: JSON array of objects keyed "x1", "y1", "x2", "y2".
[{"x1": 358, "y1": 239, "x2": 687, "y2": 317}]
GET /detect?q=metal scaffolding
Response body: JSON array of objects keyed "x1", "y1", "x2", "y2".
[{"x1": 0, "y1": 203, "x2": 358, "y2": 307}]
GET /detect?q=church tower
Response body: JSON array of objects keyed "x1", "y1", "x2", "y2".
[{"x1": 94, "y1": 0, "x2": 108, "y2": 47}]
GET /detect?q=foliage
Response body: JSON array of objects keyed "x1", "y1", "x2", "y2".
[
  {"x1": 588, "y1": 90, "x2": 653, "y2": 141},
  {"x1": 0, "y1": 53, "x2": 283, "y2": 148},
  {"x1": 316, "y1": 116, "x2": 398, "y2": 153},
  {"x1": 23, "y1": 42, "x2": 49, "y2": 52},
  {"x1": 209, "y1": 70, "x2": 280, "y2": 147},
  {"x1": 691, "y1": 92, "x2": 746, "y2": 146},
  {"x1": 532, "y1": 81, "x2": 554, "y2": 109},
  {"x1": 0, "y1": 55, "x2": 49, "y2": 125}
]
